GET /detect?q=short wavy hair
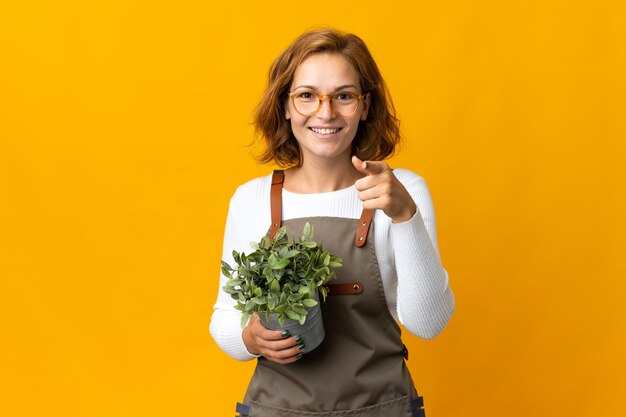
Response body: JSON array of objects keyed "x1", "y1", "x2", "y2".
[{"x1": 253, "y1": 28, "x2": 401, "y2": 167}]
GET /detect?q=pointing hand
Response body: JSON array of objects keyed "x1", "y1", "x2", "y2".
[{"x1": 352, "y1": 156, "x2": 417, "y2": 223}]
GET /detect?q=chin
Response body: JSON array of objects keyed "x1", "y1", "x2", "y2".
[{"x1": 305, "y1": 147, "x2": 352, "y2": 161}]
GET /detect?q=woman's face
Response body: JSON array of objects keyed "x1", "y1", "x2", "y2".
[{"x1": 285, "y1": 52, "x2": 370, "y2": 164}]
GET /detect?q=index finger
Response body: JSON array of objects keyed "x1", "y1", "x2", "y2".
[{"x1": 360, "y1": 160, "x2": 389, "y2": 175}]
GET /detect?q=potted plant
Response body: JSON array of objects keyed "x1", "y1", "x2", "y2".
[{"x1": 221, "y1": 222, "x2": 342, "y2": 353}]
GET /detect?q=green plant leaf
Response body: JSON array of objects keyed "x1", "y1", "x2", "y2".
[
  {"x1": 301, "y1": 298, "x2": 318, "y2": 307},
  {"x1": 268, "y1": 253, "x2": 278, "y2": 268},
  {"x1": 270, "y1": 279, "x2": 280, "y2": 293},
  {"x1": 240, "y1": 312, "x2": 249, "y2": 328},
  {"x1": 225, "y1": 278, "x2": 243, "y2": 287},
  {"x1": 291, "y1": 306, "x2": 307, "y2": 315},
  {"x1": 319, "y1": 286, "x2": 328, "y2": 301},
  {"x1": 301, "y1": 222, "x2": 311, "y2": 241},
  {"x1": 273, "y1": 226, "x2": 287, "y2": 242},
  {"x1": 252, "y1": 296, "x2": 266, "y2": 305},
  {"x1": 222, "y1": 286, "x2": 237, "y2": 295},
  {"x1": 272, "y1": 258, "x2": 290, "y2": 270},
  {"x1": 288, "y1": 293, "x2": 303, "y2": 302},
  {"x1": 283, "y1": 250, "x2": 300, "y2": 258},
  {"x1": 285, "y1": 309, "x2": 301, "y2": 321},
  {"x1": 303, "y1": 260, "x2": 312, "y2": 277},
  {"x1": 311, "y1": 267, "x2": 326, "y2": 281}
]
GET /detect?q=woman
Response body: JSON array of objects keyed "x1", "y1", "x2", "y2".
[{"x1": 210, "y1": 28, "x2": 455, "y2": 417}]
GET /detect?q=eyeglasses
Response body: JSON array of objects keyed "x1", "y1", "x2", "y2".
[{"x1": 288, "y1": 90, "x2": 366, "y2": 117}]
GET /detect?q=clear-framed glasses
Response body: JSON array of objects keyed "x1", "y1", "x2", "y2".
[{"x1": 288, "y1": 90, "x2": 366, "y2": 117}]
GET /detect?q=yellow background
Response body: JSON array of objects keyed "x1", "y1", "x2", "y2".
[{"x1": 1, "y1": 1, "x2": 625, "y2": 416}]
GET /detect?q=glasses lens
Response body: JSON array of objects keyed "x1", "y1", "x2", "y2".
[
  {"x1": 331, "y1": 92, "x2": 359, "y2": 117},
  {"x1": 293, "y1": 91, "x2": 320, "y2": 115}
]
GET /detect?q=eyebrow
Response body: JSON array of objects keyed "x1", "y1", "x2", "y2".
[{"x1": 292, "y1": 84, "x2": 359, "y2": 92}]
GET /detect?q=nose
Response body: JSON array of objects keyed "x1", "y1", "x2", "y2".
[{"x1": 316, "y1": 96, "x2": 335, "y2": 120}]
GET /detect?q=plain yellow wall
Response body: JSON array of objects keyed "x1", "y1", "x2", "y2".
[{"x1": 1, "y1": 1, "x2": 625, "y2": 416}]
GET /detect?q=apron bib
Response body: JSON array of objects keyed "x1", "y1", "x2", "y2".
[{"x1": 236, "y1": 170, "x2": 425, "y2": 417}]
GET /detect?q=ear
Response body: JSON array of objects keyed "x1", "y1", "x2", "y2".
[
  {"x1": 284, "y1": 96, "x2": 291, "y2": 120},
  {"x1": 360, "y1": 92, "x2": 371, "y2": 121}
]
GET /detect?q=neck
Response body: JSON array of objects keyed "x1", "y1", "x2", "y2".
[{"x1": 284, "y1": 155, "x2": 363, "y2": 194}]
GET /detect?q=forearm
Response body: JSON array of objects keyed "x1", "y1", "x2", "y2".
[
  {"x1": 392, "y1": 210, "x2": 455, "y2": 338},
  {"x1": 389, "y1": 171, "x2": 455, "y2": 338},
  {"x1": 210, "y1": 301, "x2": 259, "y2": 361},
  {"x1": 209, "y1": 187, "x2": 261, "y2": 361}
]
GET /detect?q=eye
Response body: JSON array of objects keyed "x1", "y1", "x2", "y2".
[
  {"x1": 296, "y1": 91, "x2": 315, "y2": 99},
  {"x1": 335, "y1": 92, "x2": 356, "y2": 101}
]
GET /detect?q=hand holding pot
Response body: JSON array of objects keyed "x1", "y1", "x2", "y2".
[{"x1": 243, "y1": 315, "x2": 304, "y2": 364}]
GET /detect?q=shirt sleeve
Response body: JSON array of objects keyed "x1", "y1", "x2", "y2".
[
  {"x1": 391, "y1": 171, "x2": 455, "y2": 338},
  {"x1": 209, "y1": 188, "x2": 261, "y2": 361}
]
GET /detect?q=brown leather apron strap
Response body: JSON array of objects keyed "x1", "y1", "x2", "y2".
[
  {"x1": 269, "y1": 169, "x2": 374, "y2": 247},
  {"x1": 269, "y1": 170, "x2": 284, "y2": 241},
  {"x1": 354, "y1": 208, "x2": 374, "y2": 247},
  {"x1": 326, "y1": 281, "x2": 364, "y2": 295}
]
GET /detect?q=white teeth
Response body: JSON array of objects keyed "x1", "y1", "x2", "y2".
[{"x1": 311, "y1": 127, "x2": 340, "y2": 134}]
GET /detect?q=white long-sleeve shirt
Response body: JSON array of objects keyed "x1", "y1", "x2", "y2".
[{"x1": 210, "y1": 168, "x2": 455, "y2": 361}]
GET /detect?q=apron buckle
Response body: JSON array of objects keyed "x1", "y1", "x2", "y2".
[
  {"x1": 411, "y1": 396, "x2": 425, "y2": 417},
  {"x1": 236, "y1": 402, "x2": 250, "y2": 417}
]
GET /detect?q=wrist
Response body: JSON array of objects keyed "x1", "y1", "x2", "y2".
[
  {"x1": 242, "y1": 320, "x2": 260, "y2": 356},
  {"x1": 391, "y1": 202, "x2": 417, "y2": 224}
]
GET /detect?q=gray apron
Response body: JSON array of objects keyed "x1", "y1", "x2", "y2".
[{"x1": 236, "y1": 170, "x2": 426, "y2": 417}]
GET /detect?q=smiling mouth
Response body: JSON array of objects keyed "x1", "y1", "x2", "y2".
[{"x1": 309, "y1": 127, "x2": 342, "y2": 135}]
